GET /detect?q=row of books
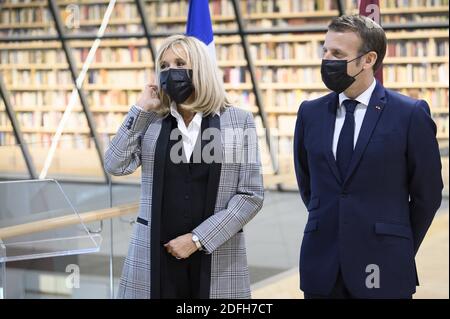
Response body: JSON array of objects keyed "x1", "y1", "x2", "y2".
[
  {"x1": 2, "y1": 0, "x2": 448, "y2": 28},
  {"x1": 0, "y1": 27, "x2": 55, "y2": 37},
  {"x1": 220, "y1": 64, "x2": 449, "y2": 84},
  {"x1": 209, "y1": 0, "x2": 234, "y2": 16},
  {"x1": 240, "y1": 0, "x2": 337, "y2": 14},
  {"x1": 435, "y1": 116, "x2": 450, "y2": 135},
  {"x1": 86, "y1": 69, "x2": 150, "y2": 85},
  {"x1": 240, "y1": 39, "x2": 447, "y2": 61},
  {"x1": 73, "y1": 46, "x2": 152, "y2": 64},
  {"x1": 3, "y1": 69, "x2": 152, "y2": 87},
  {"x1": 386, "y1": 40, "x2": 427, "y2": 57},
  {"x1": 271, "y1": 91, "x2": 324, "y2": 107},
  {"x1": 0, "y1": 6, "x2": 49, "y2": 24},
  {"x1": 254, "y1": 67, "x2": 321, "y2": 83},
  {"x1": 1, "y1": 111, "x2": 135, "y2": 132},
  {"x1": 146, "y1": 0, "x2": 189, "y2": 19},
  {"x1": 399, "y1": 88, "x2": 449, "y2": 107},
  {"x1": 2, "y1": 110, "x2": 448, "y2": 136},
  {"x1": 1, "y1": 115, "x2": 448, "y2": 153},
  {"x1": 88, "y1": 90, "x2": 140, "y2": 108},
  {"x1": 249, "y1": 42, "x2": 319, "y2": 60},
  {"x1": 0, "y1": 111, "x2": 11, "y2": 127},
  {"x1": 0, "y1": 132, "x2": 16, "y2": 146},
  {"x1": 1, "y1": 39, "x2": 447, "y2": 67},
  {"x1": 4, "y1": 69, "x2": 72, "y2": 86},
  {"x1": 0, "y1": 24, "x2": 144, "y2": 37},
  {"x1": 7, "y1": 86, "x2": 448, "y2": 112},
  {"x1": 64, "y1": 3, "x2": 138, "y2": 21},
  {"x1": 4, "y1": 66, "x2": 448, "y2": 92},
  {"x1": 9, "y1": 90, "x2": 139, "y2": 108},
  {"x1": 1, "y1": 49, "x2": 66, "y2": 64},
  {"x1": 226, "y1": 90, "x2": 256, "y2": 109},
  {"x1": 0, "y1": 132, "x2": 99, "y2": 149},
  {"x1": 384, "y1": 64, "x2": 449, "y2": 83},
  {"x1": 0, "y1": 3, "x2": 138, "y2": 25},
  {"x1": 13, "y1": 111, "x2": 88, "y2": 129},
  {"x1": 386, "y1": 39, "x2": 449, "y2": 57},
  {"x1": 9, "y1": 91, "x2": 75, "y2": 107},
  {"x1": 222, "y1": 67, "x2": 250, "y2": 85},
  {"x1": 217, "y1": 44, "x2": 245, "y2": 61},
  {"x1": 346, "y1": 0, "x2": 449, "y2": 8},
  {"x1": 147, "y1": 0, "x2": 335, "y2": 19},
  {"x1": 381, "y1": 14, "x2": 449, "y2": 23},
  {"x1": 436, "y1": 40, "x2": 449, "y2": 57}
]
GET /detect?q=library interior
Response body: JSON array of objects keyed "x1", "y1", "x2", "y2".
[{"x1": 0, "y1": 0, "x2": 448, "y2": 299}]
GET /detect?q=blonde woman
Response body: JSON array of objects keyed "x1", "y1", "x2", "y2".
[{"x1": 104, "y1": 35, "x2": 264, "y2": 299}]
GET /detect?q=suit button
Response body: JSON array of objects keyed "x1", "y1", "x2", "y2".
[{"x1": 184, "y1": 195, "x2": 189, "y2": 200}]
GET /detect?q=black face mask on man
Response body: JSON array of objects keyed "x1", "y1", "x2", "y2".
[
  {"x1": 159, "y1": 68, "x2": 194, "y2": 104},
  {"x1": 320, "y1": 53, "x2": 367, "y2": 94}
]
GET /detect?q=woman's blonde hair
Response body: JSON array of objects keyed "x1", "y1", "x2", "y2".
[{"x1": 155, "y1": 34, "x2": 232, "y2": 116}]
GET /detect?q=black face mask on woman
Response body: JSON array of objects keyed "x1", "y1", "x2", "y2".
[
  {"x1": 320, "y1": 53, "x2": 367, "y2": 94},
  {"x1": 159, "y1": 68, "x2": 194, "y2": 104}
]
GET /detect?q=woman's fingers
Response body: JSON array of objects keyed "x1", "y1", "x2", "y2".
[{"x1": 164, "y1": 243, "x2": 172, "y2": 254}]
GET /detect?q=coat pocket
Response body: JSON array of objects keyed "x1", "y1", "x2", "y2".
[
  {"x1": 375, "y1": 222, "x2": 412, "y2": 239},
  {"x1": 304, "y1": 219, "x2": 319, "y2": 233},
  {"x1": 136, "y1": 217, "x2": 149, "y2": 226},
  {"x1": 307, "y1": 196, "x2": 320, "y2": 212}
]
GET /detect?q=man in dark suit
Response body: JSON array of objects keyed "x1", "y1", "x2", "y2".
[{"x1": 293, "y1": 15, "x2": 443, "y2": 299}]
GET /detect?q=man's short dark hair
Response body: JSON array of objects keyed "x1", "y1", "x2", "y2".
[{"x1": 328, "y1": 14, "x2": 387, "y2": 72}]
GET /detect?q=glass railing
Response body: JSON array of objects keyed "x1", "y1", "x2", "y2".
[
  {"x1": 0, "y1": 136, "x2": 126, "y2": 298},
  {"x1": 0, "y1": 178, "x2": 102, "y2": 299}
]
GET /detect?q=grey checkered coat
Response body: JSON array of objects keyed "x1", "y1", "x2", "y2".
[{"x1": 104, "y1": 105, "x2": 264, "y2": 299}]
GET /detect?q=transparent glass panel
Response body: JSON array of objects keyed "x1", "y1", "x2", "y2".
[{"x1": 0, "y1": 179, "x2": 101, "y2": 263}]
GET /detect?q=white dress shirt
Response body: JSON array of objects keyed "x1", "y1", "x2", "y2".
[
  {"x1": 170, "y1": 103, "x2": 204, "y2": 162},
  {"x1": 134, "y1": 102, "x2": 220, "y2": 161},
  {"x1": 332, "y1": 79, "x2": 377, "y2": 159}
]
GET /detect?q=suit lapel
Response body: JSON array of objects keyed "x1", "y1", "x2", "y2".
[
  {"x1": 324, "y1": 93, "x2": 343, "y2": 185},
  {"x1": 343, "y1": 81, "x2": 387, "y2": 185},
  {"x1": 150, "y1": 114, "x2": 172, "y2": 299},
  {"x1": 199, "y1": 113, "x2": 222, "y2": 299}
]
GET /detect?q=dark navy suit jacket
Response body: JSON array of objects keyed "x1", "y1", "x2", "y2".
[{"x1": 293, "y1": 80, "x2": 443, "y2": 298}]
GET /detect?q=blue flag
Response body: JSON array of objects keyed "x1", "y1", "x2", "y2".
[{"x1": 186, "y1": 0, "x2": 216, "y2": 60}]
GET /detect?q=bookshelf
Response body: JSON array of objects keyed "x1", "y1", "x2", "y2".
[{"x1": 0, "y1": 0, "x2": 448, "y2": 190}]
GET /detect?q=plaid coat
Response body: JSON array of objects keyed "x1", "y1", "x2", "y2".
[{"x1": 104, "y1": 105, "x2": 264, "y2": 299}]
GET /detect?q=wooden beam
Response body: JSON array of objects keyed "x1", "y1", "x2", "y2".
[{"x1": 0, "y1": 203, "x2": 138, "y2": 240}]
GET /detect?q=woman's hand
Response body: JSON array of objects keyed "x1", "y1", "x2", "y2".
[
  {"x1": 136, "y1": 84, "x2": 161, "y2": 112},
  {"x1": 164, "y1": 233, "x2": 198, "y2": 259}
]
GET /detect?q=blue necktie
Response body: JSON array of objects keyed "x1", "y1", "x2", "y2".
[{"x1": 336, "y1": 99, "x2": 359, "y2": 180}]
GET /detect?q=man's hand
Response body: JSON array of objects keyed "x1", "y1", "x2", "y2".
[{"x1": 164, "y1": 233, "x2": 198, "y2": 259}]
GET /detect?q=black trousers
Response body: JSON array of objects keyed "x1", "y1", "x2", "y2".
[
  {"x1": 304, "y1": 270, "x2": 413, "y2": 299},
  {"x1": 160, "y1": 246, "x2": 202, "y2": 299}
]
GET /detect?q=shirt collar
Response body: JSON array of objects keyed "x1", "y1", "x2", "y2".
[
  {"x1": 169, "y1": 103, "x2": 201, "y2": 128},
  {"x1": 339, "y1": 78, "x2": 377, "y2": 107},
  {"x1": 170, "y1": 101, "x2": 220, "y2": 122}
]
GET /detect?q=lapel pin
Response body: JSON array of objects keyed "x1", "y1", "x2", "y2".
[{"x1": 375, "y1": 106, "x2": 382, "y2": 110}]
